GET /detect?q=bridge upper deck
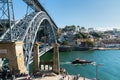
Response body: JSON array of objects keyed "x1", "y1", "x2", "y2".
[
  {"x1": 23, "y1": 0, "x2": 58, "y2": 30},
  {"x1": 23, "y1": 0, "x2": 43, "y2": 12}
]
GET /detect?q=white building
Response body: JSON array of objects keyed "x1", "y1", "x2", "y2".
[
  {"x1": 88, "y1": 28, "x2": 94, "y2": 32},
  {"x1": 102, "y1": 40, "x2": 120, "y2": 48}
]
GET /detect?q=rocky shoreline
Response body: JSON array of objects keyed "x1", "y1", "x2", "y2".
[
  {"x1": 59, "y1": 46, "x2": 120, "y2": 52},
  {"x1": 59, "y1": 46, "x2": 93, "y2": 52}
]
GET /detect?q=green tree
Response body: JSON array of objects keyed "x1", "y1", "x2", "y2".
[
  {"x1": 81, "y1": 27, "x2": 85, "y2": 29},
  {"x1": 64, "y1": 25, "x2": 76, "y2": 31},
  {"x1": 86, "y1": 40, "x2": 94, "y2": 47},
  {"x1": 61, "y1": 41, "x2": 69, "y2": 45},
  {"x1": 77, "y1": 25, "x2": 80, "y2": 31},
  {"x1": 90, "y1": 32, "x2": 101, "y2": 38},
  {"x1": 71, "y1": 25, "x2": 76, "y2": 31},
  {"x1": 81, "y1": 33, "x2": 88, "y2": 39},
  {"x1": 74, "y1": 33, "x2": 83, "y2": 39}
]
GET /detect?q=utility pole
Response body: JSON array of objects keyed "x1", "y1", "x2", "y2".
[
  {"x1": 92, "y1": 62, "x2": 104, "y2": 80},
  {"x1": 0, "y1": 0, "x2": 15, "y2": 41}
]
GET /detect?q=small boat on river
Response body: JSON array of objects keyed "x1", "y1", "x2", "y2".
[{"x1": 72, "y1": 58, "x2": 93, "y2": 64}]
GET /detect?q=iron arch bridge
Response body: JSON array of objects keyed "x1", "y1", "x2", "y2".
[{"x1": 0, "y1": 0, "x2": 58, "y2": 70}]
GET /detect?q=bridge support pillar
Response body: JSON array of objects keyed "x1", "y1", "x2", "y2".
[
  {"x1": 0, "y1": 41, "x2": 28, "y2": 74},
  {"x1": 33, "y1": 43, "x2": 40, "y2": 73},
  {"x1": 53, "y1": 43, "x2": 60, "y2": 74}
]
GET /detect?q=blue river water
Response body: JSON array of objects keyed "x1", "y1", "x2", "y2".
[{"x1": 60, "y1": 50, "x2": 120, "y2": 80}]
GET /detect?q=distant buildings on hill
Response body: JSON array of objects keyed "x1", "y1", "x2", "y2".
[{"x1": 58, "y1": 25, "x2": 120, "y2": 49}]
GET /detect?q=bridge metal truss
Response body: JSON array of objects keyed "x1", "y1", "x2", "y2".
[
  {"x1": 23, "y1": 0, "x2": 41, "y2": 12},
  {"x1": 0, "y1": 11, "x2": 57, "y2": 69},
  {"x1": 23, "y1": 0, "x2": 58, "y2": 30},
  {"x1": 0, "y1": 0, "x2": 15, "y2": 40}
]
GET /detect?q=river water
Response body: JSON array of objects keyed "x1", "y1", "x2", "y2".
[{"x1": 60, "y1": 50, "x2": 120, "y2": 80}]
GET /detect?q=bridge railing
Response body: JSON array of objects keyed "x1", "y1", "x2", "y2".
[
  {"x1": 29, "y1": 45, "x2": 53, "y2": 64},
  {"x1": 23, "y1": 0, "x2": 58, "y2": 30},
  {"x1": 39, "y1": 45, "x2": 53, "y2": 57},
  {"x1": 23, "y1": 0, "x2": 41, "y2": 12},
  {"x1": 0, "y1": 12, "x2": 36, "y2": 41}
]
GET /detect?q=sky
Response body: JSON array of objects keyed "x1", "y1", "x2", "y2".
[{"x1": 13, "y1": 0, "x2": 120, "y2": 30}]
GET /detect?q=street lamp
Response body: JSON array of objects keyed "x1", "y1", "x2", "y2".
[{"x1": 91, "y1": 62, "x2": 104, "y2": 80}]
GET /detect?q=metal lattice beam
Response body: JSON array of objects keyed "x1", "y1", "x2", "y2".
[
  {"x1": 0, "y1": 0, "x2": 15, "y2": 40},
  {"x1": 0, "y1": 11, "x2": 57, "y2": 70},
  {"x1": 23, "y1": 0, "x2": 41, "y2": 12},
  {"x1": 23, "y1": 0, "x2": 58, "y2": 30},
  {"x1": 0, "y1": 0, "x2": 58, "y2": 70}
]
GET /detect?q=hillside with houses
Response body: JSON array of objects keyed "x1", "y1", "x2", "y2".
[{"x1": 58, "y1": 25, "x2": 120, "y2": 51}]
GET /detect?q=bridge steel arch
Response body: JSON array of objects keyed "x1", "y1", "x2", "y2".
[{"x1": 0, "y1": 11, "x2": 57, "y2": 70}]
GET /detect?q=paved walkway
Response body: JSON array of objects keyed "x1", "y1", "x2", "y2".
[{"x1": 34, "y1": 75, "x2": 90, "y2": 80}]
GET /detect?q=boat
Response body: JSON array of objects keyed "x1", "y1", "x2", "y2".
[{"x1": 72, "y1": 58, "x2": 93, "y2": 64}]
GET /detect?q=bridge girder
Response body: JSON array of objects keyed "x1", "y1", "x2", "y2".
[
  {"x1": 23, "y1": 0, "x2": 58, "y2": 30},
  {"x1": 23, "y1": 0, "x2": 41, "y2": 12},
  {"x1": 0, "y1": 11, "x2": 57, "y2": 70},
  {"x1": 0, "y1": 0, "x2": 58, "y2": 70}
]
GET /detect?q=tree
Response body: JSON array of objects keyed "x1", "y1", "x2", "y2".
[
  {"x1": 64, "y1": 25, "x2": 76, "y2": 31},
  {"x1": 81, "y1": 27, "x2": 85, "y2": 29},
  {"x1": 81, "y1": 33, "x2": 88, "y2": 39},
  {"x1": 77, "y1": 25, "x2": 80, "y2": 31},
  {"x1": 90, "y1": 32, "x2": 101, "y2": 38},
  {"x1": 86, "y1": 40, "x2": 94, "y2": 47},
  {"x1": 61, "y1": 41, "x2": 69, "y2": 45},
  {"x1": 74, "y1": 33, "x2": 83, "y2": 39}
]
